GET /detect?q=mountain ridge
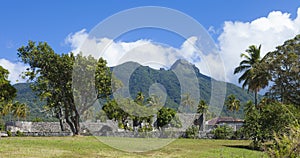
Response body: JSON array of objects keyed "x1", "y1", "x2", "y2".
[{"x1": 13, "y1": 59, "x2": 257, "y2": 120}]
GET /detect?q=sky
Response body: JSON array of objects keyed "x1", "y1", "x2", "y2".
[{"x1": 0, "y1": 0, "x2": 300, "y2": 87}]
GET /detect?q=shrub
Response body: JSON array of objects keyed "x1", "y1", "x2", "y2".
[
  {"x1": 185, "y1": 125, "x2": 199, "y2": 139},
  {"x1": 6, "y1": 130, "x2": 12, "y2": 137},
  {"x1": 232, "y1": 127, "x2": 248, "y2": 140},
  {"x1": 32, "y1": 117, "x2": 43, "y2": 122},
  {"x1": 267, "y1": 123, "x2": 300, "y2": 158},
  {"x1": 212, "y1": 125, "x2": 234, "y2": 139},
  {"x1": 16, "y1": 130, "x2": 24, "y2": 137}
]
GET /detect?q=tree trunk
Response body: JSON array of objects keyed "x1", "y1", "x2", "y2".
[
  {"x1": 254, "y1": 91, "x2": 258, "y2": 107},
  {"x1": 58, "y1": 107, "x2": 65, "y2": 131},
  {"x1": 59, "y1": 118, "x2": 65, "y2": 131},
  {"x1": 72, "y1": 111, "x2": 80, "y2": 135},
  {"x1": 65, "y1": 116, "x2": 76, "y2": 134},
  {"x1": 64, "y1": 104, "x2": 77, "y2": 135},
  {"x1": 199, "y1": 113, "x2": 206, "y2": 131}
]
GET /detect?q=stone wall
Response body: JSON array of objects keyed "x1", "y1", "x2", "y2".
[
  {"x1": 5, "y1": 120, "x2": 118, "y2": 133},
  {"x1": 4, "y1": 114, "x2": 207, "y2": 138}
]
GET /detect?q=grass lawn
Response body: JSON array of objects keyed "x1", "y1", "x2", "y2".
[{"x1": 0, "y1": 136, "x2": 267, "y2": 158}]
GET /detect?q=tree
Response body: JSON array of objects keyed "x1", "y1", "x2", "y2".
[
  {"x1": 243, "y1": 101, "x2": 296, "y2": 150},
  {"x1": 0, "y1": 66, "x2": 16, "y2": 115},
  {"x1": 267, "y1": 123, "x2": 300, "y2": 158},
  {"x1": 263, "y1": 35, "x2": 300, "y2": 106},
  {"x1": 234, "y1": 45, "x2": 269, "y2": 106},
  {"x1": 147, "y1": 95, "x2": 164, "y2": 112},
  {"x1": 197, "y1": 100, "x2": 208, "y2": 131},
  {"x1": 0, "y1": 66, "x2": 17, "y2": 120},
  {"x1": 12, "y1": 102, "x2": 28, "y2": 121},
  {"x1": 156, "y1": 107, "x2": 177, "y2": 129},
  {"x1": 212, "y1": 125, "x2": 234, "y2": 139},
  {"x1": 179, "y1": 93, "x2": 196, "y2": 113},
  {"x1": 17, "y1": 41, "x2": 112, "y2": 135},
  {"x1": 132, "y1": 92, "x2": 154, "y2": 131},
  {"x1": 135, "y1": 92, "x2": 145, "y2": 106},
  {"x1": 102, "y1": 99, "x2": 130, "y2": 130},
  {"x1": 225, "y1": 94, "x2": 240, "y2": 118}
]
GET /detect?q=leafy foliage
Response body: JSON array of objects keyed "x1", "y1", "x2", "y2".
[
  {"x1": 212, "y1": 125, "x2": 234, "y2": 139},
  {"x1": 197, "y1": 100, "x2": 208, "y2": 131},
  {"x1": 185, "y1": 125, "x2": 199, "y2": 139},
  {"x1": 267, "y1": 123, "x2": 300, "y2": 158},
  {"x1": 157, "y1": 107, "x2": 181, "y2": 129},
  {"x1": 17, "y1": 41, "x2": 111, "y2": 135},
  {"x1": 243, "y1": 101, "x2": 296, "y2": 149},
  {"x1": 234, "y1": 45, "x2": 268, "y2": 106},
  {"x1": 264, "y1": 34, "x2": 300, "y2": 106},
  {"x1": 0, "y1": 66, "x2": 29, "y2": 121},
  {"x1": 0, "y1": 66, "x2": 16, "y2": 104}
]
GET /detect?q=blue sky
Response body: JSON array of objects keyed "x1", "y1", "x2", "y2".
[{"x1": 1, "y1": 0, "x2": 300, "y2": 84}]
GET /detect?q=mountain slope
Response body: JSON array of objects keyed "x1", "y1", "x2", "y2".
[{"x1": 14, "y1": 59, "x2": 257, "y2": 120}]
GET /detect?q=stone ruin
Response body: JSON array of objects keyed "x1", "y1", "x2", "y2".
[{"x1": 4, "y1": 114, "x2": 211, "y2": 138}]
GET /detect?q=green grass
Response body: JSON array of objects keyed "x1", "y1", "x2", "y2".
[{"x1": 0, "y1": 136, "x2": 267, "y2": 158}]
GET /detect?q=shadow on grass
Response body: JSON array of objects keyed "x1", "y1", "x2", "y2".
[{"x1": 223, "y1": 145, "x2": 263, "y2": 151}]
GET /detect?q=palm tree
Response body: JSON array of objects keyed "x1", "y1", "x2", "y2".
[
  {"x1": 180, "y1": 93, "x2": 195, "y2": 113},
  {"x1": 147, "y1": 95, "x2": 163, "y2": 112},
  {"x1": 0, "y1": 102, "x2": 13, "y2": 116},
  {"x1": 234, "y1": 45, "x2": 268, "y2": 106},
  {"x1": 135, "y1": 92, "x2": 145, "y2": 106},
  {"x1": 225, "y1": 95, "x2": 240, "y2": 118},
  {"x1": 197, "y1": 100, "x2": 208, "y2": 131},
  {"x1": 13, "y1": 102, "x2": 28, "y2": 121}
]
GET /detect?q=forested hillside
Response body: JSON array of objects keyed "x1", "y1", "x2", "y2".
[{"x1": 14, "y1": 59, "x2": 256, "y2": 120}]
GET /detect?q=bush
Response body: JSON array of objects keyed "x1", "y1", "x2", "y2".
[
  {"x1": 243, "y1": 102, "x2": 297, "y2": 150},
  {"x1": 267, "y1": 123, "x2": 300, "y2": 158},
  {"x1": 232, "y1": 127, "x2": 248, "y2": 140},
  {"x1": 0, "y1": 119, "x2": 5, "y2": 131},
  {"x1": 6, "y1": 130, "x2": 12, "y2": 137},
  {"x1": 16, "y1": 130, "x2": 24, "y2": 137},
  {"x1": 32, "y1": 117, "x2": 43, "y2": 122},
  {"x1": 185, "y1": 125, "x2": 199, "y2": 139},
  {"x1": 212, "y1": 125, "x2": 234, "y2": 139}
]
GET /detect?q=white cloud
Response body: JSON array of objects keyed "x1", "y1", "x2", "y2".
[
  {"x1": 65, "y1": 7, "x2": 300, "y2": 85},
  {"x1": 65, "y1": 30, "x2": 223, "y2": 80},
  {"x1": 0, "y1": 58, "x2": 27, "y2": 84},
  {"x1": 218, "y1": 8, "x2": 300, "y2": 83}
]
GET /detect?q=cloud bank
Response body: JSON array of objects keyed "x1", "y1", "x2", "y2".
[
  {"x1": 65, "y1": 29, "x2": 224, "y2": 80},
  {"x1": 219, "y1": 8, "x2": 300, "y2": 83},
  {"x1": 66, "y1": 8, "x2": 300, "y2": 83}
]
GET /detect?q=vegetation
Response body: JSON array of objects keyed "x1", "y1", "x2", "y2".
[
  {"x1": 212, "y1": 125, "x2": 234, "y2": 139},
  {"x1": 197, "y1": 100, "x2": 208, "y2": 131},
  {"x1": 0, "y1": 31, "x2": 299, "y2": 157},
  {"x1": 267, "y1": 123, "x2": 300, "y2": 157},
  {"x1": 0, "y1": 66, "x2": 28, "y2": 123},
  {"x1": 11, "y1": 60, "x2": 258, "y2": 121},
  {"x1": 243, "y1": 101, "x2": 298, "y2": 149},
  {"x1": 235, "y1": 34, "x2": 300, "y2": 151},
  {"x1": 120, "y1": 60, "x2": 257, "y2": 112},
  {"x1": 17, "y1": 41, "x2": 112, "y2": 135},
  {"x1": 225, "y1": 94, "x2": 240, "y2": 118},
  {"x1": 157, "y1": 107, "x2": 180, "y2": 129},
  {"x1": 234, "y1": 45, "x2": 268, "y2": 106},
  {"x1": 263, "y1": 35, "x2": 300, "y2": 106}
]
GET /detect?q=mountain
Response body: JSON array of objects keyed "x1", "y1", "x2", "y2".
[
  {"x1": 13, "y1": 83, "x2": 56, "y2": 121},
  {"x1": 113, "y1": 59, "x2": 256, "y2": 118},
  {"x1": 14, "y1": 59, "x2": 257, "y2": 120}
]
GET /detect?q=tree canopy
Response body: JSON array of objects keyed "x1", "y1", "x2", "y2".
[
  {"x1": 17, "y1": 41, "x2": 112, "y2": 135},
  {"x1": 263, "y1": 35, "x2": 300, "y2": 106}
]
